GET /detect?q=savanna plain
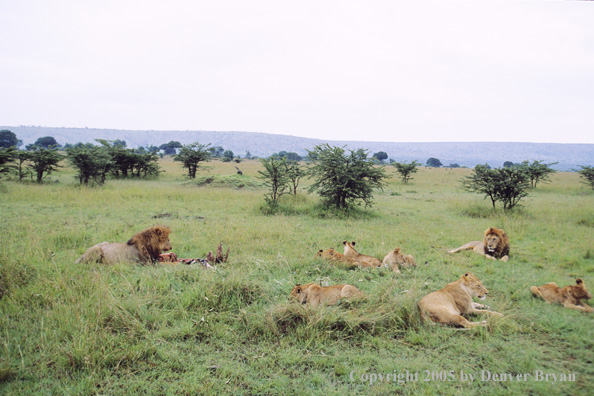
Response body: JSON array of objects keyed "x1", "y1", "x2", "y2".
[{"x1": 1, "y1": 157, "x2": 593, "y2": 395}]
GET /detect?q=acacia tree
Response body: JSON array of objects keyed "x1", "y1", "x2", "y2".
[
  {"x1": 284, "y1": 160, "x2": 303, "y2": 195},
  {"x1": 66, "y1": 145, "x2": 111, "y2": 185},
  {"x1": 462, "y1": 164, "x2": 530, "y2": 210},
  {"x1": 0, "y1": 147, "x2": 16, "y2": 178},
  {"x1": 27, "y1": 146, "x2": 63, "y2": 183},
  {"x1": 392, "y1": 160, "x2": 420, "y2": 184},
  {"x1": 578, "y1": 166, "x2": 594, "y2": 190},
  {"x1": 14, "y1": 150, "x2": 31, "y2": 181},
  {"x1": 174, "y1": 142, "x2": 212, "y2": 178},
  {"x1": 306, "y1": 144, "x2": 387, "y2": 209},
  {"x1": 258, "y1": 156, "x2": 291, "y2": 205},
  {"x1": 519, "y1": 160, "x2": 557, "y2": 188}
]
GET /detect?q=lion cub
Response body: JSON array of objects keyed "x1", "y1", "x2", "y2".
[
  {"x1": 418, "y1": 272, "x2": 503, "y2": 329},
  {"x1": 316, "y1": 248, "x2": 360, "y2": 269},
  {"x1": 290, "y1": 283, "x2": 363, "y2": 307},
  {"x1": 343, "y1": 241, "x2": 382, "y2": 268},
  {"x1": 382, "y1": 248, "x2": 416, "y2": 273},
  {"x1": 530, "y1": 279, "x2": 593, "y2": 313}
]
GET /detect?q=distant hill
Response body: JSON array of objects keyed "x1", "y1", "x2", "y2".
[{"x1": 3, "y1": 125, "x2": 594, "y2": 171}]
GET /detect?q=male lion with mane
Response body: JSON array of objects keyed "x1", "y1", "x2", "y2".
[
  {"x1": 449, "y1": 227, "x2": 510, "y2": 261},
  {"x1": 530, "y1": 278, "x2": 593, "y2": 313},
  {"x1": 418, "y1": 272, "x2": 503, "y2": 329},
  {"x1": 290, "y1": 283, "x2": 362, "y2": 307},
  {"x1": 76, "y1": 226, "x2": 172, "y2": 264}
]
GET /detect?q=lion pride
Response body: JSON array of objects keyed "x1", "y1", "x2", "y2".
[
  {"x1": 290, "y1": 283, "x2": 363, "y2": 307},
  {"x1": 76, "y1": 226, "x2": 172, "y2": 264},
  {"x1": 343, "y1": 241, "x2": 382, "y2": 268},
  {"x1": 530, "y1": 279, "x2": 593, "y2": 313},
  {"x1": 449, "y1": 227, "x2": 510, "y2": 261},
  {"x1": 418, "y1": 272, "x2": 503, "y2": 328}
]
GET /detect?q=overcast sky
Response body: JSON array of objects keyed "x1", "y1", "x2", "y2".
[{"x1": 1, "y1": 1, "x2": 593, "y2": 143}]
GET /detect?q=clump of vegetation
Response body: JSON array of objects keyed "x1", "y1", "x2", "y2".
[
  {"x1": 462, "y1": 164, "x2": 530, "y2": 210},
  {"x1": 306, "y1": 144, "x2": 387, "y2": 210},
  {"x1": 578, "y1": 165, "x2": 594, "y2": 190},
  {"x1": 392, "y1": 160, "x2": 420, "y2": 184},
  {"x1": 27, "y1": 145, "x2": 64, "y2": 183},
  {"x1": 174, "y1": 142, "x2": 212, "y2": 179},
  {"x1": 66, "y1": 145, "x2": 111, "y2": 185},
  {"x1": 518, "y1": 160, "x2": 557, "y2": 188},
  {"x1": 194, "y1": 174, "x2": 261, "y2": 189},
  {"x1": 258, "y1": 156, "x2": 291, "y2": 206}
]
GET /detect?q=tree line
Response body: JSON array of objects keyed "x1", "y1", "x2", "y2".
[{"x1": 2, "y1": 130, "x2": 594, "y2": 211}]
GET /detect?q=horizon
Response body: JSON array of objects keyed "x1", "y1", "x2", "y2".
[{"x1": 4, "y1": 125, "x2": 594, "y2": 147}]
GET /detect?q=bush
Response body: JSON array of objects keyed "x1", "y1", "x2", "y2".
[
  {"x1": 578, "y1": 165, "x2": 594, "y2": 190},
  {"x1": 462, "y1": 164, "x2": 530, "y2": 210},
  {"x1": 306, "y1": 144, "x2": 387, "y2": 210}
]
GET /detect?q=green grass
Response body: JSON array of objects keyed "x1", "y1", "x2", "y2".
[{"x1": 1, "y1": 160, "x2": 593, "y2": 395}]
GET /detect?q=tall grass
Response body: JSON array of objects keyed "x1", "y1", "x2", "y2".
[{"x1": 1, "y1": 160, "x2": 593, "y2": 395}]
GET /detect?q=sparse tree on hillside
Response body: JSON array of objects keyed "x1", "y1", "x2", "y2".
[
  {"x1": 31, "y1": 136, "x2": 60, "y2": 149},
  {"x1": 222, "y1": 150, "x2": 234, "y2": 162},
  {"x1": 210, "y1": 146, "x2": 225, "y2": 157},
  {"x1": 273, "y1": 151, "x2": 302, "y2": 162},
  {"x1": 306, "y1": 144, "x2": 387, "y2": 209},
  {"x1": 373, "y1": 151, "x2": 388, "y2": 163},
  {"x1": 174, "y1": 142, "x2": 212, "y2": 179},
  {"x1": 578, "y1": 166, "x2": 594, "y2": 190},
  {"x1": 27, "y1": 146, "x2": 63, "y2": 183},
  {"x1": 0, "y1": 130, "x2": 18, "y2": 148},
  {"x1": 392, "y1": 160, "x2": 420, "y2": 184},
  {"x1": 518, "y1": 160, "x2": 557, "y2": 188},
  {"x1": 426, "y1": 157, "x2": 442, "y2": 167},
  {"x1": 159, "y1": 141, "x2": 182, "y2": 155},
  {"x1": 503, "y1": 161, "x2": 514, "y2": 168}
]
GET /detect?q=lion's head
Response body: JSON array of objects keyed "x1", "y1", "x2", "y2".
[
  {"x1": 127, "y1": 225, "x2": 172, "y2": 262},
  {"x1": 571, "y1": 278, "x2": 592, "y2": 300},
  {"x1": 461, "y1": 272, "x2": 489, "y2": 300},
  {"x1": 483, "y1": 227, "x2": 510, "y2": 259},
  {"x1": 316, "y1": 248, "x2": 336, "y2": 258},
  {"x1": 290, "y1": 283, "x2": 310, "y2": 304}
]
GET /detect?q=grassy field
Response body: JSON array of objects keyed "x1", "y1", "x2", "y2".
[{"x1": 1, "y1": 157, "x2": 593, "y2": 395}]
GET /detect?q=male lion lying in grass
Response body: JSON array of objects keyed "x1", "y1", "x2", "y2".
[
  {"x1": 290, "y1": 283, "x2": 363, "y2": 307},
  {"x1": 449, "y1": 227, "x2": 510, "y2": 262},
  {"x1": 76, "y1": 226, "x2": 172, "y2": 264},
  {"x1": 530, "y1": 278, "x2": 593, "y2": 313},
  {"x1": 343, "y1": 241, "x2": 382, "y2": 268},
  {"x1": 418, "y1": 272, "x2": 503, "y2": 329}
]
